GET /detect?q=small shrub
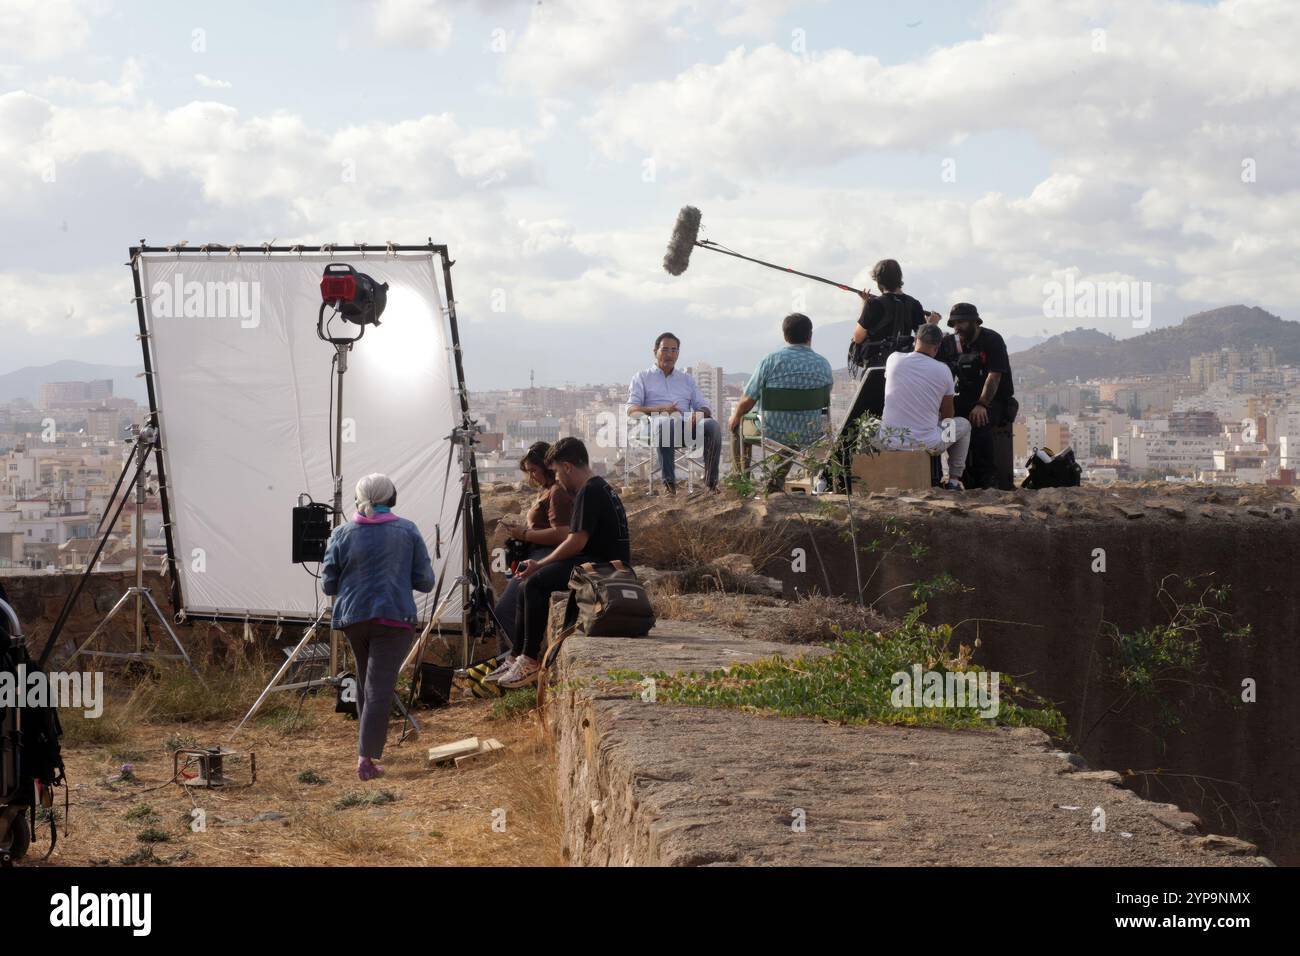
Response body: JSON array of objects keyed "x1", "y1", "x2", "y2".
[
  {"x1": 752, "y1": 593, "x2": 890, "y2": 645},
  {"x1": 297, "y1": 769, "x2": 327, "y2": 785},
  {"x1": 125, "y1": 804, "x2": 158, "y2": 823},
  {"x1": 489, "y1": 688, "x2": 536, "y2": 721},
  {"x1": 334, "y1": 789, "x2": 397, "y2": 810},
  {"x1": 136, "y1": 827, "x2": 170, "y2": 844}
]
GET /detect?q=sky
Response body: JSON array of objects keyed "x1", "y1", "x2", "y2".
[{"x1": 1, "y1": 0, "x2": 1297, "y2": 389}]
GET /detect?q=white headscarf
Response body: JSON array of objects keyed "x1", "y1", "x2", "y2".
[{"x1": 354, "y1": 473, "x2": 397, "y2": 518}]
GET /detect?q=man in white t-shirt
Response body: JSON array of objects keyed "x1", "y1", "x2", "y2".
[{"x1": 880, "y1": 323, "x2": 971, "y2": 490}]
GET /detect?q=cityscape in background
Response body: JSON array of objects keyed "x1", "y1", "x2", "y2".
[{"x1": 2, "y1": 338, "x2": 1298, "y2": 575}]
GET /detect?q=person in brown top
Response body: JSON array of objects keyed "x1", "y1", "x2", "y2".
[{"x1": 486, "y1": 441, "x2": 574, "y2": 679}]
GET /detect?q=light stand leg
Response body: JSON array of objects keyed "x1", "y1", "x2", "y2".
[
  {"x1": 231, "y1": 620, "x2": 323, "y2": 736},
  {"x1": 65, "y1": 591, "x2": 133, "y2": 665},
  {"x1": 143, "y1": 590, "x2": 200, "y2": 678}
]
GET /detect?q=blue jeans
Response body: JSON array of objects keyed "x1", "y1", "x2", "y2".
[
  {"x1": 656, "y1": 415, "x2": 722, "y2": 486},
  {"x1": 495, "y1": 545, "x2": 553, "y2": 656}
]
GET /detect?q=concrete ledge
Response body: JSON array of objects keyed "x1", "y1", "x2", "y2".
[{"x1": 551, "y1": 622, "x2": 1270, "y2": 866}]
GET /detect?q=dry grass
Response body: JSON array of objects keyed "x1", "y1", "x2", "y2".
[
  {"x1": 750, "y1": 592, "x2": 892, "y2": 645},
  {"x1": 30, "y1": 685, "x2": 562, "y2": 868},
  {"x1": 630, "y1": 502, "x2": 791, "y2": 576}
]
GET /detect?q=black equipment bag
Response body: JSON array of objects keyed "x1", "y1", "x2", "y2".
[
  {"x1": 565, "y1": 561, "x2": 655, "y2": 637},
  {"x1": 335, "y1": 671, "x2": 358, "y2": 717},
  {"x1": 415, "y1": 662, "x2": 455, "y2": 708},
  {"x1": 1022, "y1": 446, "x2": 1082, "y2": 489}
]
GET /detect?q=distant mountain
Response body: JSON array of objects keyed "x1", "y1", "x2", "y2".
[
  {"x1": 0, "y1": 360, "x2": 148, "y2": 404},
  {"x1": 1011, "y1": 306, "x2": 1299, "y2": 387}
]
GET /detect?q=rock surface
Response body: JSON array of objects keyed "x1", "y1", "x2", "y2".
[{"x1": 549, "y1": 620, "x2": 1269, "y2": 866}]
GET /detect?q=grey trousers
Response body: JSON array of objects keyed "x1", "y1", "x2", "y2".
[{"x1": 343, "y1": 620, "x2": 414, "y2": 760}]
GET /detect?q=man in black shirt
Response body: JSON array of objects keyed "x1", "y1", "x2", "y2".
[
  {"x1": 936, "y1": 302, "x2": 1016, "y2": 490},
  {"x1": 499, "y1": 437, "x2": 630, "y2": 687}
]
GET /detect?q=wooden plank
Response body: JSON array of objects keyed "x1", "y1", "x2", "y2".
[
  {"x1": 427, "y1": 736, "x2": 480, "y2": 765},
  {"x1": 454, "y1": 738, "x2": 505, "y2": 768},
  {"x1": 851, "y1": 450, "x2": 932, "y2": 493}
]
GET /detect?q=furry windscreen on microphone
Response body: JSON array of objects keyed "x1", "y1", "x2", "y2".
[{"x1": 662, "y1": 205, "x2": 702, "y2": 275}]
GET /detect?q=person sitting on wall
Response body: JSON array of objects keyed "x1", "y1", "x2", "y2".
[
  {"x1": 484, "y1": 441, "x2": 573, "y2": 683},
  {"x1": 880, "y1": 323, "x2": 970, "y2": 490},
  {"x1": 322, "y1": 473, "x2": 435, "y2": 781},
  {"x1": 627, "y1": 332, "x2": 722, "y2": 495},
  {"x1": 497, "y1": 437, "x2": 631, "y2": 689},
  {"x1": 727, "y1": 312, "x2": 835, "y2": 492}
]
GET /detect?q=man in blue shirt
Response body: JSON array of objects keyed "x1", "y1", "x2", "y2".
[
  {"x1": 627, "y1": 332, "x2": 722, "y2": 495},
  {"x1": 727, "y1": 313, "x2": 835, "y2": 491}
]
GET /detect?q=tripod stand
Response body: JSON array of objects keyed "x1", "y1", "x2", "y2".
[{"x1": 63, "y1": 423, "x2": 201, "y2": 676}]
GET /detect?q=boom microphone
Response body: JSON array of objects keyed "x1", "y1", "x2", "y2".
[
  {"x1": 661, "y1": 205, "x2": 859, "y2": 294},
  {"x1": 663, "y1": 205, "x2": 702, "y2": 275}
]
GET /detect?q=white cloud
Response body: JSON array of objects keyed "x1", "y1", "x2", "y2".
[
  {"x1": 0, "y1": 267, "x2": 132, "y2": 337},
  {"x1": 38, "y1": 58, "x2": 143, "y2": 104},
  {"x1": 0, "y1": 0, "x2": 99, "y2": 61},
  {"x1": 194, "y1": 73, "x2": 232, "y2": 90},
  {"x1": 372, "y1": 0, "x2": 455, "y2": 50},
  {"x1": 500, "y1": 0, "x2": 804, "y2": 94}
]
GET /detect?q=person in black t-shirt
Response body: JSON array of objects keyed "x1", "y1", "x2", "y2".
[
  {"x1": 936, "y1": 302, "x2": 1016, "y2": 490},
  {"x1": 830, "y1": 259, "x2": 943, "y2": 491},
  {"x1": 849, "y1": 259, "x2": 941, "y2": 376},
  {"x1": 499, "y1": 437, "x2": 631, "y2": 688}
]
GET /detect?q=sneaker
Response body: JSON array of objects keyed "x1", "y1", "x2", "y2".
[
  {"x1": 498, "y1": 655, "x2": 542, "y2": 688},
  {"x1": 663, "y1": 480, "x2": 678, "y2": 497},
  {"x1": 943, "y1": 479, "x2": 964, "y2": 491},
  {"x1": 482, "y1": 655, "x2": 517, "y2": 683}
]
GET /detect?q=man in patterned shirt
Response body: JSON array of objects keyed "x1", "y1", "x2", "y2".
[{"x1": 727, "y1": 313, "x2": 835, "y2": 491}]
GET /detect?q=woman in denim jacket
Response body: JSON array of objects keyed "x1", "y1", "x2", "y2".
[{"x1": 322, "y1": 473, "x2": 435, "y2": 780}]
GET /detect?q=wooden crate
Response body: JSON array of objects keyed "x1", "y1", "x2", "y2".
[{"x1": 851, "y1": 449, "x2": 933, "y2": 493}]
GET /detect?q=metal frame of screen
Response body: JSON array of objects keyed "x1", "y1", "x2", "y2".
[{"x1": 127, "y1": 241, "x2": 493, "y2": 630}]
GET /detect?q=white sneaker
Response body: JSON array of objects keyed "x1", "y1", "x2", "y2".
[
  {"x1": 499, "y1": 655, "x2": 542, "y2": 689},
  {"x1": 483, "y1": 655, "x2": 517, "y2": 683}
]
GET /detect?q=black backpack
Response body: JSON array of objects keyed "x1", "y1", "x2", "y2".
[{"x1": 1022, "y1": 446, "x2": 1082, "y2": 489}]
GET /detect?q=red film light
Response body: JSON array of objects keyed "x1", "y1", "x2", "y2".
[{"x1": 320, "y1": 272, "x2": 357, "y2": 303}]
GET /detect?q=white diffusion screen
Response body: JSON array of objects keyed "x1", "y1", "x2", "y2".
[{"x1": 138, "y1": 253, "x2": 464, "y2": 623}]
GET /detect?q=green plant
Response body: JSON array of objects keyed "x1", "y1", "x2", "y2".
[
  {"x1": 609, "y1": 604, "x2": 1064, "y2": 734},
  {"x1": 297, "y1": 769, "x2": 327, "y2": 785},
  {"x1": 125, "y1": 803, "x2": 158, "y2": 822},
  {"x1": 1080, "y1": 573, "x2": 1254, "y2": 744},
  {"x1": 136, "y1": 827, "x2": 170, "y2": 843},
  {"x1": 489, "y1": 688, "x2": 536, "y2": 720},
  {"x1": 722, "y1": 469, "x2": 757, "y2": 499},
  {"x1": 334, "y1": 789, "x2": 397, "y2": 810}
]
